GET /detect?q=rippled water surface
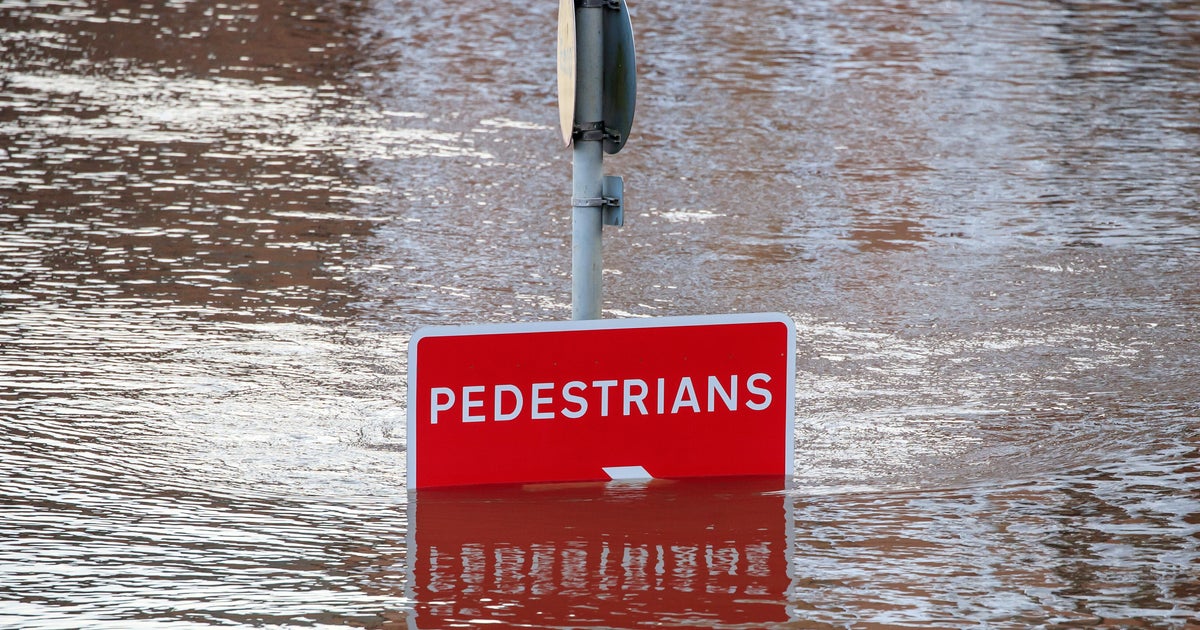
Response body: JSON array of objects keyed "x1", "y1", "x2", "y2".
[{"x1": 2, "y1": 0, "x2": 1198, "y2": 627}]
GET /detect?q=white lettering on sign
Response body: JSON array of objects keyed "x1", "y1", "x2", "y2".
[
  {"x1": 624, "y1": 379, "x2": 648, "y2": 415},
  {"x1": 495, "y1": 384, "x2": 522, "y2": 422},
  {"x1": 707, "y1": 375, "x2": 735, "y2": 412},
  {"x1": 746, "y1": 373, "x2": 772, "y2": 411},
  {"x1": 463, "y1": 385, "x2": 486, "y2": 423},
  {"x1": 671, "y1": 377, "x2": 699, "y2": 414},
  {"x1": 426, "y1": 373, "x2": 774, "y2": 424},
  {"x1": 562, "y1": 380, "x2": 588, "y2": 418},
  {"x1": 430, "y1": 387, "x2": 454, "y2": 425},
  {"x1": 531, "y1": 382, "x2": 555, "y2": 420},
  {"x1": 593, "y1": 379, "x2": 618, "y2": 416}
]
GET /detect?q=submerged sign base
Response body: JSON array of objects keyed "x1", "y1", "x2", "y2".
[{"x1": 407, "y1": 313, "x2": 795, "y2": 489}]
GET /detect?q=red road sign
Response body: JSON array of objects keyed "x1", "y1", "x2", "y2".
[{"x1": 407, "y1": 313, "x2": 795, "y2": 489}]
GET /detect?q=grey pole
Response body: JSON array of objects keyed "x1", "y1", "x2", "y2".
[{"x1": 571, "y1": 3, "x2": 604, "y2": 320}]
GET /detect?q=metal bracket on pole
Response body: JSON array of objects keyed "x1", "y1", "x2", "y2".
[
  {"x1": 572, "y1": 175, "x2": 624, "y2": 227},
  {"x1": 577, "y1": 0, "x2": 620, "y2": 9},
  {"x1": 602, "y1": 174, "x2": 623, "y2": 226},
  {"x1": 572, "y1": 120, "x2": 622, "y2": 146}
]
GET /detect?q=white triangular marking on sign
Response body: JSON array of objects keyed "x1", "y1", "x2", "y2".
[{"x1": 603, "y1": 465, "x2": 653, "y2": 481}]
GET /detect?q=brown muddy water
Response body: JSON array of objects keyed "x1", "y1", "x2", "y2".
[{"x1": 2, "y1": 0, "x2": 1198, "y2": 628}]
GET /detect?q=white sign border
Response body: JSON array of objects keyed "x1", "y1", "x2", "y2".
[{"x1": 406, "y1": 312, "x2": 797, "y2": 489}]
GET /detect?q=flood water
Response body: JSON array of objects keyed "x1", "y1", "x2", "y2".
[{"x1": 2, "y1": 0, "x2": 1198, "y2": 627}]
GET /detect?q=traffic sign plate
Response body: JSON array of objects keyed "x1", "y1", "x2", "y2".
[
  {"x1": 556, "y1": 0, "x2": 576, "y2": 147},
  {"x1": 407, "y1": 313, "x2": 796, "y2": 489},
  {"x1": 602, "y1": 0, "x2": 636, "y2": 154}
]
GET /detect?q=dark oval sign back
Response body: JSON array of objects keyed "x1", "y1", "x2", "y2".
[{"x1": 602, "y1": 0, "x2": 636, "y2": 154}]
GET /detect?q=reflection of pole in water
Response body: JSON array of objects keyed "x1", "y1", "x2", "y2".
[{"x1": 406, "y1": 478, "x2": 792, "y2": 628}]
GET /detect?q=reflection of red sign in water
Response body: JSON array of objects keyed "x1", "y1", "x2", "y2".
[
  {"x1": 407, "y1": 478, "x2": 792, "y2": 628},
  {"x1": 407, "y1": 313, "x2": 795, "y2": 489}
]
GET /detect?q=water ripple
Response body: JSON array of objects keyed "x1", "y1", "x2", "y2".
[{"x1": 2, "y1": 0, "x2": 1199, "y2": 626}]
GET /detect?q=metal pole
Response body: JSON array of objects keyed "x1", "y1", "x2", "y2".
[{"x1": 571, "y1": 3, "x2": 604, "y2": 320}]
